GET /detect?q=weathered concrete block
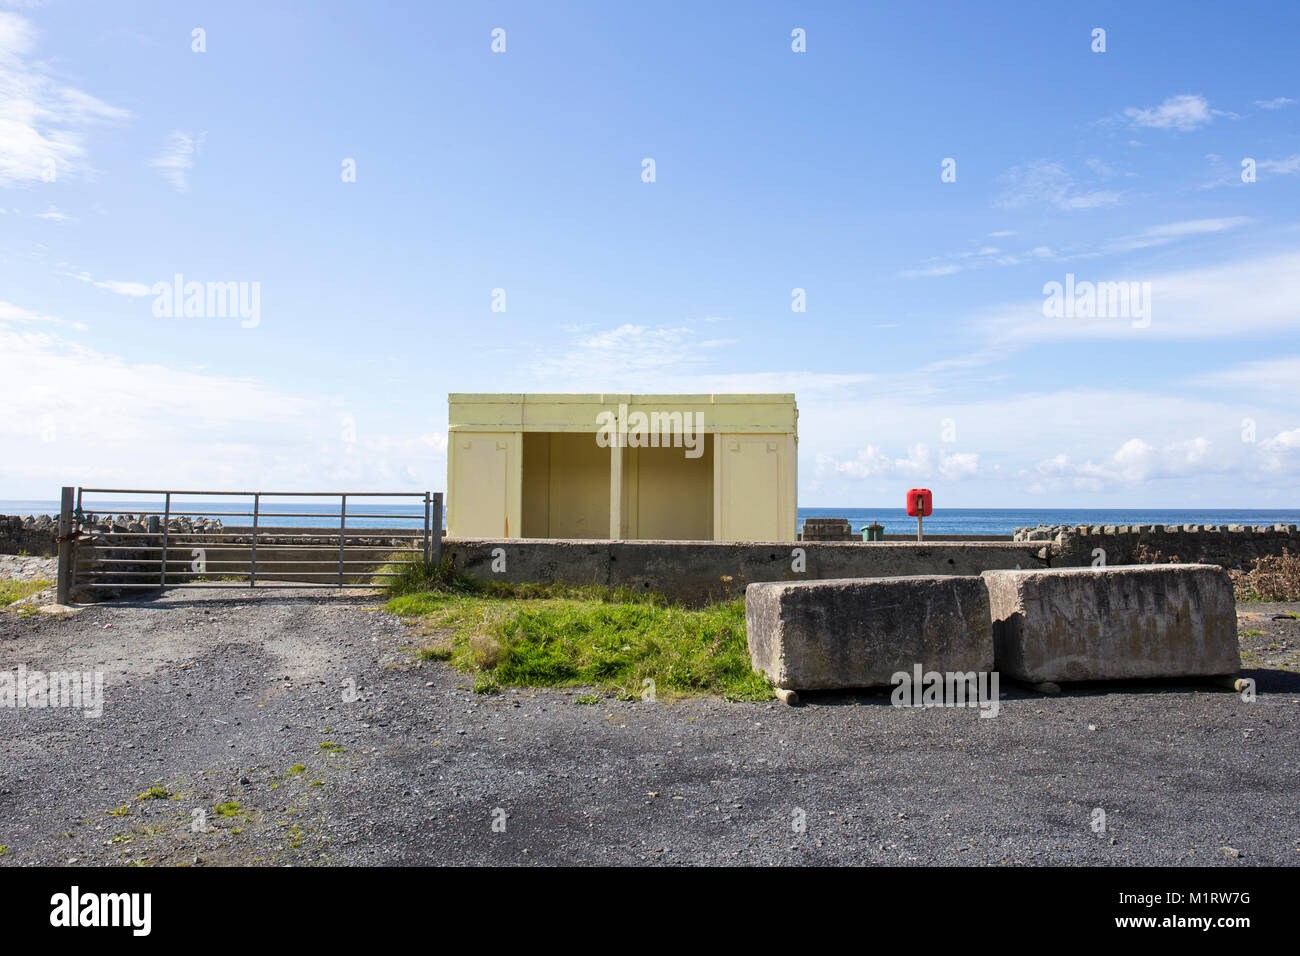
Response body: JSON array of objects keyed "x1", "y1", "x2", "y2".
[
  {"x1": 982, "y1": 565, "x2": 1239, "y2": 683},
  {"x1": 745, "y1": 575, "x2": 992, "y2": 690}
]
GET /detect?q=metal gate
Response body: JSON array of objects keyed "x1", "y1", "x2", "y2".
[{"x1": 57, "y1": 487, "x2": 442, "y2": 599}]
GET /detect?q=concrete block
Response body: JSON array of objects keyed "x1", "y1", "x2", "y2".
[
  {"x1": 745, "y1": 575, "x2": 993, "y2": 691},
  {"x1": 982, "y1": 565, "x2": 1239, "y2": 683}
]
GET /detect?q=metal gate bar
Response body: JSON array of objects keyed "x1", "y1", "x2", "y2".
[{"x1": 66, "y1": 487, "x2": 443, "y2": 592}]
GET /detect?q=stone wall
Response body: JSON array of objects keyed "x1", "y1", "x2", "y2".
[
  {"x1": 798, "y1": 517, "x2": 857, "y2": 541},
  {"x1": 0, "y1": 515, "x2": 58, "y2": 556},
  {"x1": 1015, "y1": 523, "x2": 1300, "y2": 570}
]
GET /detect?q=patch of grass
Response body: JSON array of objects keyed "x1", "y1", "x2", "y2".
[
  {"x1": 0, "y1": 846, "x2": 8, "y2": 856},
  {"x1": 106, "y1": 805, "x2": 131, "y2": 817},
  {"x1": 319, "y1": 742, "x2": 344, "y2": 753},
  {"x1": 214, "y1": 801, "x2": 242, "y2": 817},
  {"x1": 383, "y1": 557, "x2": 670, "y2": 606},
  {"x1": 1240, "y1": 629, "x2": 1265, "y2": 637},
  {"x1": 377, "y1": 556, "x2": 475, "y2": 596},
  {"x1": 135, "y1": 786, "x2": 172, "y2": 801},
  {"x1": 393, "y1": 589, "x2": 771, "y2": 702},
  {"x1": 575, "y1": 693, "x2": 602, "y2": 705},
  {"x1": 287, "y1": 765, "x2": 306, "y2": 775},
  {"x1": 0, "y1": 579, "x2": 51, "y2": 608}
]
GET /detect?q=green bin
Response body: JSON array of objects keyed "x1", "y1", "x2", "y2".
[{"x1": 861, "y1": 522, "x2": 885, "y2": 542}]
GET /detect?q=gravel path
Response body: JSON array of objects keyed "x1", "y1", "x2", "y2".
[{"x1": 1, "y1": 587, "x2": 1297, "y2": 866}]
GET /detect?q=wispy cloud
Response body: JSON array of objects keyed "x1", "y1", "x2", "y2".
[
  {"x1": 1034, "y1": 436, "x2": 1220, "y2": 491},
  {"x1": 901, "y1": 218, "x2": 1250, "y2": 279},
  {"x1": 61, "y1": 269, "x2": 154, "y2": 297},
  {"x1": 981, "y1": 249, "x2": 1300, "y2": 343},
  {"x1": 995, "y1": 160, "x2": 1123, "y2": 211},
  {"x1": 1255, "y1": 96, "x2": 1296, "y2": 110},
  {"x1": 149, "y1": 130, "x2": 205, "y2": 192},
  {"x1": 0, "y1": 11, "x2": 131, "y2": 186},
  {"x1": 1258, "y1": 155, "x2": 1300, "y2": 175},
  {"x1": 0, "y1": 299, "x2": 87, "y2": 330},
  {"x1": 0, "y1": 304, "x2": 445, "y2": 491},
  {"x1": 1105, "y1": 216, "x2": 1253, "y2": 252},
  {"x1": 817, "y1": 444, "x2": 980, "y2": 482},
  {"x1": 1123, "y1": 94, "x2": 1219, "y2": 131}
]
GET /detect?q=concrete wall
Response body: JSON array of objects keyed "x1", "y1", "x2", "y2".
[{"x1": 442, "y1": 537, "x2": 1055, "y2": 605}]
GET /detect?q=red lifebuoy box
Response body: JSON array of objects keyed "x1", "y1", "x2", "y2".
[{"x1": 906, "y1": 488, "x2": 933, "y2": 517}]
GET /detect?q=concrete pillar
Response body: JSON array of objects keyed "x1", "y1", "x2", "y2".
[{"x1": 609, "y1": 434, "x2": 624, "y2": 539}]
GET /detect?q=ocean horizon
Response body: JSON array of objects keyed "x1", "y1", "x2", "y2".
[{"x1": 3, "y1": 499, "x2": 1298, "y2": 536}]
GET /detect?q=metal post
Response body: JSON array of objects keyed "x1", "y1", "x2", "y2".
[
  {"x1": 338, "y1": 494, "x2": 347, "y2": 586},
  {"x1": 250, "y1": 493, "x2": 259, "y2": 587},
  {"x1": 161, "y1": 492, "x2": 171, "y2": 586},
  {"x1": 423, "y1": 491, "x2": 431, "y2": 562},
  {"x1": 56, "y1": 486, "x2": 74, "y2": 604},
  {"x1": 431, "y1": 493, "x2": 443, "y2": 567}
]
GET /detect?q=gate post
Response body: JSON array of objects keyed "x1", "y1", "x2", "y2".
[
  {"x1": 56, "y1": 485, "x2": 74, "y2": 604},
  {"x1": 430, "y1": 493, "x2": 443, "y2": 566}
]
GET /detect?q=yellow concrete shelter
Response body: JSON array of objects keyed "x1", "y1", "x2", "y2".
[{"x1": 447, "y1": 393, "x2": 798, "y2": 541}]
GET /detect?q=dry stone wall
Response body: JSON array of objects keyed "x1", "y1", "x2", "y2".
[{"x1": 1015, "y1": 523, "x2": 1300, "y2": 570}]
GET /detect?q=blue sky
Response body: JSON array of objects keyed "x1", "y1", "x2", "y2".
[{"x1": 1, "y1": 0, "x2": 1297, "y2": 507}]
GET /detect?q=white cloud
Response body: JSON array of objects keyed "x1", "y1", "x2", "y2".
[
  {"x1": 1106, "y1": 216, "x2": 1252, "y2": 252},
  {"x1": 0, "y1": 11, "x2": 131, "y2": 186},
  {"x1": 1259, "y1": 428, "x2": 1300, "y2": 473},
  {"x1": 902, "y1": 218, "x2": 1249, "y2": 280},
  {"x1": 1255, "y1": 97, "x2": 1296, "y2": 110},
  {"x1": 982, "y1": 249, "x2": 1300, "y2": 342},
  {"x1": 1124, "y1": 94, "x2": 1216, "y2": 131},
  {"x1": 996, "y1": 160, "x2": 1122, "y2": 210},
  {"x1": 1189, "y1": 355, "x2": 1300, "y2": 397},
  {"x1": 93, "y1": 279, "x2": 152, "y2": 296},
  {"x1": 1258, "y1": 155, "x2": 1300, "y2": 175},
  {"x1": 35, "y1": 204, "x2": 68, "y2": 220},
  {"x1": 0, "y1": 299, "x2": 86, "y2": 330},
  {"x1": 1033, "y1": 436, "x2": 1219, "y2": 491},
  {"x1": 817, "y1": 443, "x2": 980, "y2": 482},
  {"x1": 901, "y1": 262, "x2": 962, "y2": 278},
  {"x1": 61, "y1": 270, "x2": 156, "y2": 297},
  {"x1": 0, "y1": 309, "x2": 446, "y2": 493},
  {"x1": 150, "y1": 130, "x2": 204, "y2": 192}
]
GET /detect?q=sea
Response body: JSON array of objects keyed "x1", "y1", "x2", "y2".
[{"x1": 3, "y1": 499, "x2": 1298, "y2": 536}]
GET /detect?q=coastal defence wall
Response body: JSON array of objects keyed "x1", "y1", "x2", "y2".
[
  {"x1": 1017, "y1": 524, "x2": 1300, "y2": 570},
  {"x1": 442, "y1": 538, "x2": 1056, "y2": 605},
  {"x1": 7, "y1": 510, "x2": 1297, "y2": 603}
]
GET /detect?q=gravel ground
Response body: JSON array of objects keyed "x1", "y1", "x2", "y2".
[{"x1": 0, "y1": 587, "x2": 1297, "y2": 867}]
